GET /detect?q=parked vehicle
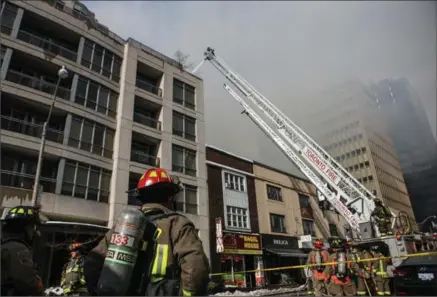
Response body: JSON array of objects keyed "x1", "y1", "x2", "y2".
[{"x1": 393, "y1": 255, "x2": 437, "y2": 296}]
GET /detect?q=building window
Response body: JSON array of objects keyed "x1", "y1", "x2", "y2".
[
  {"x1": 68, "y1": 116, "x2": 114, "y2": 158},
  {"x1": 173, "y1": 79, "x2": 195, "y2": 110},
  {"x1": 0, "y1": 1, "x2": 18, "y2": 35},
  {"x1": 81, "y1": 39, "x2": 122, "y2": 83},
  {"x1": 0, "y1": 46, "x2": 6, "y2": 67},
  {"x1": 172, "y1": 145, "x2": 196, "y2": 177},
  {"x1": 0, "y1": 151, "x2": 58, "y2": 193},
  {"x1": 76, "y1": 77, "x2": 118, "y2": 117},
  {"x1": 175, "y1": 184, "x2": 198, "y2": 215},
  {"x1": 270, "y1": 213, "x2": 286, "y2": 233},
  {"x1": 227, "y1": 206, "x2": 249, "y2": 229},
  {"x1": 266, "y1": 184, "x2": 282, "y2": 201},
  {"x1": 329, "y1": 223, "x2": 339, "y2": 237},
  {"x1": 299, "y1": 194, "x2": 310, "y2": 208},
  {"x1": 172, "y1": 111, "x2": 196, "y2": 141},
  {"x1": 302, "y1": 219, "x2": 315, "y2": 236},
  {"x1": 224, "y1": 172, "x2": 246, "y2": 192},
  {"x1": 61, "y1": 161, "x2": 110, "y2": 202}
]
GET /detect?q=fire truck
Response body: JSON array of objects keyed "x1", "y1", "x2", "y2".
[{"x1": 201, "y1": 47, "x2": 436, "y2": 269}]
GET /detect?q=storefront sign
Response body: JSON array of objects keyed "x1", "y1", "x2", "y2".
[
  {"x1": 222, "y1": 232, "x2": 262, "y2": 255},
  {"x1": 261, "y1": 233, "x2": 298, "y2": 249},
  {"x1": 216, "y1": 217, "x2": 224, "y2": 253}
]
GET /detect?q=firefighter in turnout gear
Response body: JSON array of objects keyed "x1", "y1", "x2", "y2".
[
  {"x1": 324, "y1": 238, "x2": 357, "y2": 296},
  {"x1": 347, "y1": 243, "x2": 371, "y2": 296},
  {"x1": 85, "y1": 168, "x2": 210, "y2": 296},
  {"x1": 1, "y1": 206, "x2": 45, "y2": 296},
  {"x1": 306, "y1": 238, "x2": 329, "y2": 296},
  {"x1": 371, "y1": 199, "x2": 393, "y2": 237},
  {"x1": 61, "y1": 242, "x2": 88, "y2": 296},
  {"x1": 370, "y1": 244, "x2": 391, "y2": 296}
]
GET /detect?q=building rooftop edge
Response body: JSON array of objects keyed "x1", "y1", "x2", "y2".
[
  {"x1": 205, "y1": 144, "x2": 254, "y2": 163},
  {"x1": 252, "y1": 161, "x2": 310, "y2": 184},
  {"x1": 75, "y1": 1, "x2": 202, "y2": 81},
  {"x1": 205, "y1": 145, "x2": 311, "y2": 183}
]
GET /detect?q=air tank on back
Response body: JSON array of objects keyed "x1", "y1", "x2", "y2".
[{"x1": 96, "y1": 208, "x2": 148, "y2": 295}]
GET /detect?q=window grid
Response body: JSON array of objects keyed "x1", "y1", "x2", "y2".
[
  {"x1": 172, "y1": 111, "x2": 196, "y2": 142},
  {"x1": 68, "y1": 116, "x2": 114, "y2": 158},
  {"x1": 173, "y1": 79, "x2": 195, "y2": 110},
  {"x1": 266, "y1": 184, "x2": 282, "y2": 201},
  {"x1": 61, "y1": 161, "x2": 111, "y2": 203},
  {"x1": 0, "y1": 2, "x2": 18, "y2": 35},
  {"x1": 81, "y1": 39, "x2": 122, "y2": 83},
  {"x1": 76, "y1": 76, "x2": 118, "y2": 118},
  {"x1": 270, "y1": 213, "x2": 286, "y2": 233},
  {"x1": 172, "y1": 145, "x2": 197, "y2": 177},
  {"x1": 175, "y1": 184, "x2": 198, "y2": 215},
  {"x1": 226, "y1": 206, "x2": 249, "y2": 229},
  {"x1": 224, "y1": 172, "x2": 246, "y2": 192}
]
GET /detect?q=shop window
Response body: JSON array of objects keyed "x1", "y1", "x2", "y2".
[
  {"x1": 266, "y1": 184, "x2": 282, "y2": 201},
  {"x1": 226, "y1": 206, "x2": 249, "y2": 229},
  {"x1": 270, "y1": 213, "x2": 286, "y2": 233}
]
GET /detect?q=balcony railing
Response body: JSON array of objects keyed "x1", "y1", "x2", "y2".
[
  {"x1": 0, "y1": 170, "x2": 56, "y2": 193},
  {"x1": 133, "y1": 112, "x2": 162, "y2": 130},
  {"x1": 172, "y1": 164, "x2": 197, "y2": 177},
  {"x1": 1, "y1": 115, "x2": 64, "y2": 143},
  {"x1": 6, "y1": 70, "x2": 71, "y2": 100},
  {"x1": 173, "y1": 129, "x2": 196, "y2": 142},
  {"x1": 67, "y1": 136, "x2": 113, "y2": 159},
  {"x1": 131, "y1": 150, "x2": 160, "y2": 167},
  {"x1": 17, "y1": 30, "x2": 78, "y2": 62},
  {"x1": 136, "y1": 78, "x2": 162, "y2": 97}
]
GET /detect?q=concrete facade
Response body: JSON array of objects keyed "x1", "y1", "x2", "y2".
[
  {"x1": 372, "y1": 78, "x2": 437, "y2": 223},
  {"x1": 252, "y1": 162, "x2": 348, "y2": 240},
  {"x1": 0, "y1": 0, "x2": 208, "y2": 255},
  {"x1": 298, "y1": 80, "x2": 416, "y2": 228}
]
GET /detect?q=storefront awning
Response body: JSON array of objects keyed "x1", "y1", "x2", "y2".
[{"x1": 265, "y1": 248, "x2": 308, "y2": 258}]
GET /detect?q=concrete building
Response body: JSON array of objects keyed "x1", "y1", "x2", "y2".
[
  {"x1": 297, "y1": 80, "x2": 417, "y2": 229},
  {"x1": 372, "y1": 78, "x2": 437, "y2": 224},
  {"x1": 0, "y1": 0, "x2": 208, "y2": 252}
]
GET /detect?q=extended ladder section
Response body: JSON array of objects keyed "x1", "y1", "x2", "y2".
[{"x1": 204, "y1": 47, "x2": 379, "y2": 237}]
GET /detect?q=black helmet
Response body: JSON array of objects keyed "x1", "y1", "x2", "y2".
[
  {"x1": 3, "y1": 205, "x2": 45, "y2": 225},
  {"x1": 374, "y1": 199, "x2": 383, "y2": 206},
  {"x1": 329, "y1": 238, "x2": 344, "y2": 249}
]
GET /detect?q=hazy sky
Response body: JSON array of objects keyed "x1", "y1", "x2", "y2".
[{"x1": 85, "y1": 1, "x2": 436, "y2": 175}]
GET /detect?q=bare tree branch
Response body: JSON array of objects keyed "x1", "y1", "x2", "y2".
[{"x1": 173, "y1": 50, "x2": 195, "y2": 71}]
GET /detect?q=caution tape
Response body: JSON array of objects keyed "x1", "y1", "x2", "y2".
[{"x1": 209, "y1": 251, "x2": 437, "y2": 277}]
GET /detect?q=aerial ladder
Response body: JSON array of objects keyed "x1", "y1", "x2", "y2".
[{"x1": 202, "y1": 47, "x2": 389, "y2": 239}]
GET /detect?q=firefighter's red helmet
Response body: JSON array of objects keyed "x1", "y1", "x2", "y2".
[
  {"x1": 137, "y1": 168, "x2": 182, "y2": 196},
  {"x1": 314, "y1": 238, "x2": 324, "y2": 249}
]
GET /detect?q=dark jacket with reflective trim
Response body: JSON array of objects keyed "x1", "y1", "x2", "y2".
[
  {"x1": 1, "y1": 232, "x2": 44, "y2": 296},
  {"x1": 61, "y1": 256, "x2": 88, "y2": 295},
  {"x1": 85, "y1": 203, "x2": 210, "y2": 296}
]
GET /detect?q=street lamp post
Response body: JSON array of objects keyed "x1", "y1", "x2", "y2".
[{"x1": 31, "y1": 65, "x2": 69, "y2": 207}]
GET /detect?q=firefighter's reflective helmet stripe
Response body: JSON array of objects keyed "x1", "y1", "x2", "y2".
[
  {"x1": 10, "y1": 207, "x2": 32, "y2": 214},
  {"x1": 183, "y1": 289, "x2": 192, "y2": 296},
  {"x1": 151, "y1": 244, "x2": 169, "y2": 279}
]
